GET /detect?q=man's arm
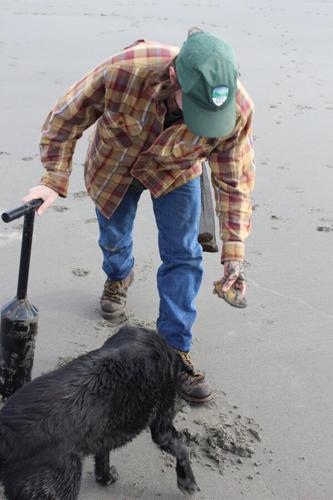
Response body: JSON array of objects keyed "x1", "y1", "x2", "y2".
[
  {"x1": 208, "y1": 101, "x2": 255, "y2": 305},
  {"x1": 39, "y1": 61, "x2": 108, "y2": 196},
  {"x1": 208, "y1": 107, "x2": 255, "y2": 262},
  {"x1": 23, "y1": 60, "x2": 109, "y2": 213}
]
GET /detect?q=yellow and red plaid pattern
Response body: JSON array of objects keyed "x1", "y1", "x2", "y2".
[{"x1": 39, "y1": 40, "x2": 255, "y2": 261}]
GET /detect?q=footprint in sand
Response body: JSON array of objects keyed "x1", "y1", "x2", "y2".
[
  {"x1": 136, "y1": 259, "x2": 153, "y2": 283},
  {"x1": 270, "y1": 214, "x2": 285, "y2": 231},
  {"x1": 73, "y1": 191, "x2": 88, "y2": 200},
  {"x1": 277, "y1": 165, "x2": 289, "y2": 170},
  {"x1": 72, "y1": 268, "x2": 91, "y2": 277},
  {"x1": 51, "y1": 205, "x2": 69, "y2": 213},
  {"x1": 287, "y1": 186, "x2": 304, "y2": 194}
]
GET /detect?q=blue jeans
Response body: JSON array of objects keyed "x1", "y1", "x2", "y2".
[{"x1": 96, "y1": 178, "x2": 203, "y2": 352}]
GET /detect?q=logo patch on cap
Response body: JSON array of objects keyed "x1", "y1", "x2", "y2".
[{"x1": 212, "y1": 86, "x2": 229, "y2": 107}]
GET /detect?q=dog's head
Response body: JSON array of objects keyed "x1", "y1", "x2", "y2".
[
  {"x1": 102, "y1": 326, "x2": 196, "y2": 382},
  {"x1": 157, "y1": 342, "x2": 195, "y2": 384}
]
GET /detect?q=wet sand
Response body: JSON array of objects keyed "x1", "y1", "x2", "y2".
[{"x1": 1, "y1": 1, "x2": 333, "y2": 499}]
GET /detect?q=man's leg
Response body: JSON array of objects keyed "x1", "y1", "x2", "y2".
[
  {"x1": 152, "y1": 177, "x2": 212, "y2": 403},
  {"x1": 96, "y1": 184, "x2": 143, "y2": 319}
]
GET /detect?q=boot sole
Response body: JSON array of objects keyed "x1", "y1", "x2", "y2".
[
  {"x1": 100, "y1": 307, "x2": 126, "y2": 320},
  {"x1": 179, "y1": 390, "x2": 214, "y2": 405}
]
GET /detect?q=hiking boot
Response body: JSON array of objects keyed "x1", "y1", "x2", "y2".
[
  {"x1": 100, "y1": 270, "x2": 134, "y2": 319},
  {"x1": 177, "y1": 350, "x2": 213, "y2": 404}
]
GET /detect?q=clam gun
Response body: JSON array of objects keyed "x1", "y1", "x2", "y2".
[{"x1": 0, "y1": 198, "x2": 43, "y2": 398}]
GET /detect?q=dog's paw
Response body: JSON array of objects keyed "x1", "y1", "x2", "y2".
[
  {"x1": 177, "y1": 477, "x2": 200, "y2": 496},
  {"x1": 96, "y1": 465, "x2": 119, "y2": 486}
]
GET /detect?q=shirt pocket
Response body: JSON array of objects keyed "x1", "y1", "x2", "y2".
[{"x1": 100, "y1": 112, "x2": 143, "y2": 148}]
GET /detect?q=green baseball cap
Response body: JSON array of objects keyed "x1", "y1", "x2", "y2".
[{"x1": 176, "y1": 31, "x2": 238, "y2": 138}]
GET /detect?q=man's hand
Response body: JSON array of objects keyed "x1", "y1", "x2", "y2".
[
  {"x1": 213, "y1": 260, "x2": 247, "y2": 308},
  {"x1": 22, "y1": 185, "x2": 59, "y2": 215}
]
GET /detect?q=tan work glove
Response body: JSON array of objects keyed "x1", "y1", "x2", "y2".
[{"x1": 213, "y1": 260, "x2": 247, "y2": 308}]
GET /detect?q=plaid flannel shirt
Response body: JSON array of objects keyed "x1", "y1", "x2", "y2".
[{"x1": 40, "y1": 40, "x2": 255, "y2": 261}]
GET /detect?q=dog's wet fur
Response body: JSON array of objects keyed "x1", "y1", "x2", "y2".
[{"x1": 0, "y1": 325, "x2": 199, "y2": 499}]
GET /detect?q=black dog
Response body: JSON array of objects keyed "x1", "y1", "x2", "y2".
[{"x1": 0, "y1": 325, "x2": 199, "y2": 499}]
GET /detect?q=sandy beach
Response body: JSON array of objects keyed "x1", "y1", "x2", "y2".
[{"x1": 1, "y1": 0, "x2": 333, "y2": 499}]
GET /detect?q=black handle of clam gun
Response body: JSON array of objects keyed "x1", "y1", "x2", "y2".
[{"x1": 2, "y1": 198, "x2": 44, "y2": 223}]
